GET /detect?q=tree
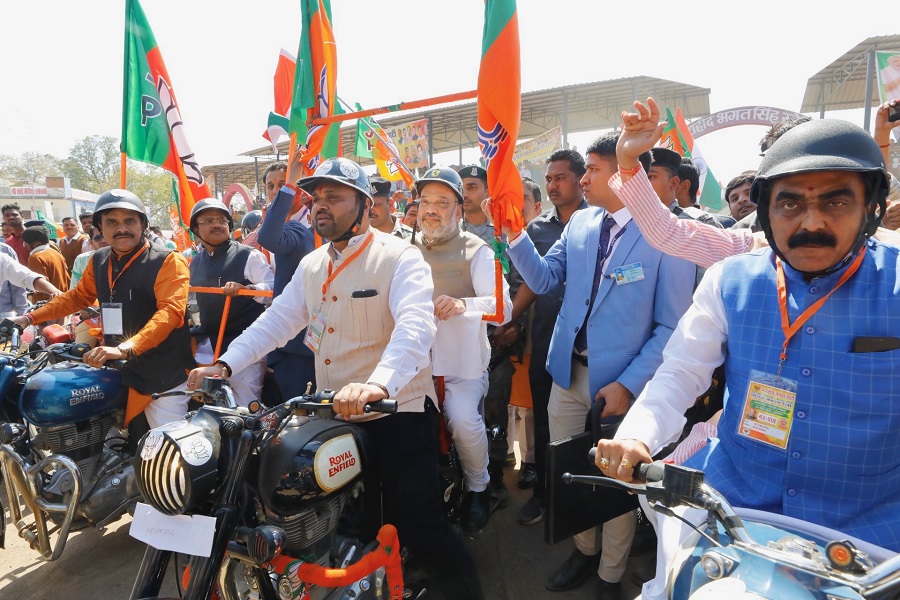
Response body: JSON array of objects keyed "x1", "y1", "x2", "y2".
[
  {"x1": 63, "y1": 135, "x2": 120, "y2": 192},
  {"x1": 0, "y1": 152, "x2": 63, "y2": 184},
  {"x1": 125, "y1": 162, "x2": 177, "y2": 228}
]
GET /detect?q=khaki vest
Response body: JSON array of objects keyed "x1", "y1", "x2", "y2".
[
  {"x1": 300, "y1": 230, "x2": 435, "y2": 419},
  {"x1": 413, "y1": 230, "x2": 484, "y2": 300}
]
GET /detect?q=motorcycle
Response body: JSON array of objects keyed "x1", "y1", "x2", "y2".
[
  {"x1": 0, "y1": 317, "x2": 136, "y2": 560},
  {"x1": 129, "y1": 378, "x2": 414, "y2": 600},
  {"x1": 564, "y1": 451, "x2": 900, "y2": 599}
]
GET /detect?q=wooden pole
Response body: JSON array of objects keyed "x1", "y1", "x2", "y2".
[
  {"x1": 310, "y1": 90, "x2": 477, "y2": 126},
  {"x1": 120, "y1": 153, "x2": 127, "y2": 188}
]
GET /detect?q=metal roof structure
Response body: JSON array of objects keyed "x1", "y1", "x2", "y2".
[
  {"x1": 801, "y1": 34, "x2": 900, "y2": 116},
  {"x1": 202, "y1": 76, "x2": 711, "y2": 200}
]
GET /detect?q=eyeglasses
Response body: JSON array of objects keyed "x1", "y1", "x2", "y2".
[
  {"x1": 92, "y1": 235, "x2": 104, "y2": 242},
  {"x1": 197, "y1": 218, "x2": 229, "y2": 226}
]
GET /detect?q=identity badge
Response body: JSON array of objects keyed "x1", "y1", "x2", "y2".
[
  {"x1": 737, "y1": 369, "x2": 798, "y2": 450},
  {"x1": 304, "y1": 309, "x2": 327, "y2": 354},
  {"x1": 612, "y1": 262, "x2": 645, "y2": 286},
  {"x1": 101, "y1": 302, "x2": 124, "y2": 336}
]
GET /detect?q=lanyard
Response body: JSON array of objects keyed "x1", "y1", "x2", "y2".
[
  {"x1": 775, "y1": 247, "x2": 866, "y2": 376},
  {"x1": 600, "y1": 221, "x2": 629, "y2": 273},
  {"x1": 321, "y1": 232, "x2": 373, "y2": 301},
  {"x1": 108, "y1": 241, "x2": 148, "y2": 292}
]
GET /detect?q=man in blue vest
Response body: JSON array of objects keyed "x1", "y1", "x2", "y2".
[
  {"x1": 599, "y1": 104, "x2": 900, "y2": 600},
  {"x1": 189, "y1": 199, "x2": 273, "y2": 406}
]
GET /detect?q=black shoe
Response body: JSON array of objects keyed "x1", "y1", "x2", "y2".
[
  {"x1": 460, "y1": 489, "x2": 491, "y2": 531},
  {"x1": 489, "y1": 477, "x2": 510, "y2": 510},
  {"x1": 517, "y1": 462, "x2": 537, "y2": 489},
  {"x1": 517, "y1": 496, "x2": 544, "y2": 526},
  {"x1": 595, "y1": 579, "x2": 622, "y2": 600},
  {"x1": 505, "y1": 451, "x2": 516, "y2": 467},
  {"x1": 545, "y1": 549, "x2": 600, "y2": 592}
]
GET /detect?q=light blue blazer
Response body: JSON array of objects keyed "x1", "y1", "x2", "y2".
[{"x1": 508, "y1": 206, "x2": 696, "y2": 401}]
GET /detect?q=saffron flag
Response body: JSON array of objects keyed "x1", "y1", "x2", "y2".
[
  {"x1": 478, "y1": 0, "x2": 524, "y2": 235},
  {"x1": 263, "y1": 49, "x2": 297, "y2": 152},
  {"x1": 121, "y1": 0, "x2": 211, "y2": 233},
  {"x1": 660, "y1": 106, "x2": 723, "y2": 210},
  {"x1": 354, "y1": 104, "x2": 415, "y2": 188},
  {"x1": 167, "y1": 177, "x2": 192, "y2": 251},
  {"x1": 289, "y1": 0, "x2": 343, "y2": 175}
]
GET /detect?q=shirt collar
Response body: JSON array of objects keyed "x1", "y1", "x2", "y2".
[
  {"x1": 549, "y1": 198, "x2": 588, "y2": 224},
  {"x1": 329, "y1": 227, "x2": 372, "y2": 260},
  {"x1": 607, "y1": 206, "x2": 632, "y2": 229},
  {"x1": 29, "y1": 243, "x2": 49, "y2": 256}
]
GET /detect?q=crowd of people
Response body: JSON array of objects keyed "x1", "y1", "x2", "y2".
[{"x1": 3, "y1": 95, "x2": 900, "y2": 600}]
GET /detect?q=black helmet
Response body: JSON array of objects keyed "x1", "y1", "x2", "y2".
[
  {"x1": 241, "y1": 210, "x2": 262, "y2": 236},
  {"x1": 190, "y1": 198, "x2": 234, "y2": 232},
  {"x1": 751, "y1": 119, "x2": 889, "y2": 273},
  {"x1": 92, "y1": 189, "x2": 149, "y2": 229},
  {"x1": 296, "y1": 158, "x2": 372, "y2": 200},
  {"x1": 415, "y1": 165, "x2": 464, "y2": 203}
]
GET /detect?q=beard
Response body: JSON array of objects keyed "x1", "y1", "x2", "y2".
[{"x1": 419, "y1": 218, "x2": 458, "y2": 243}]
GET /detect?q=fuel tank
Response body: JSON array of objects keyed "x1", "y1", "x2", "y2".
[
  {"x1": 19, "y1": 362, "x2": 126, "y2": 427},
  {"x1": 258, "y1": 417, "x2": 372, "y2": 517}
]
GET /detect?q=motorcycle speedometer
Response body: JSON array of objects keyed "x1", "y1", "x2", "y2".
[{"x1": 135, "y1": 419, "x2": 220, "y2": 515}]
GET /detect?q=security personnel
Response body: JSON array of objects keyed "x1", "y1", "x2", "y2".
[
  {"x1": 369, "y1": 176, "x2": 413, "y2": 239},
  {"x1": 458, "y1": 165, "x2": 495, "y2": 244},
  {"x1": 188, "y1": 198, "x2": 273, "y2": 406},
  {"x1": 15, "y1": 190, "x2": 195, "y2": 435}
]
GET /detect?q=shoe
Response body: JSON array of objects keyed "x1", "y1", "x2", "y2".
[
  {"x1": 629, "y1": 509, "x2": 658, "y2": 556},
  {"x1": 517, "y1": 496, "x2": 544, "y2": 526},
  {"x1": 595, "y1": 578, "x2": 622, "y2": 600},
  {"x1": 505, "y1": 451, "x2": 517, "y2": 467},
  {"x1": 517, "y1": 462, "x2": 537, "y2": 489},
  {"x1": 544, "y1": 549, "x2": 600, "y2": 592},
  {"x1": 459, "y1": 489, "x2": 491, "y2": 532}
]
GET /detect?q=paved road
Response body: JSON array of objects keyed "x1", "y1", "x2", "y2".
[{"x1": 0, "y1": 460, "x2": 651, "y2": 599}]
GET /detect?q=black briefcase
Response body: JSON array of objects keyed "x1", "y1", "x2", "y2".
[{"x1": 544, "y1": 401, "x2": 639, "y2": 545}]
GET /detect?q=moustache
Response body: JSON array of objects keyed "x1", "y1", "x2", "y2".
[
  {"x1": 787, "y1": 230, "x2": 836, "y2": 248},
  {"x1": 114, "y1": 233, "x2": 134, "y2": 239}
]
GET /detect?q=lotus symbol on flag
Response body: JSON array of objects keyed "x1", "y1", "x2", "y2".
[{"x1": 478, "y1": 122, "x2": 508, "y2": 166}]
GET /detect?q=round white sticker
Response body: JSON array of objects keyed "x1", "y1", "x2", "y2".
[
  {"x1": 180, "y1": 436, "x2": 214, "y2": 466},
  {"x1": 315, "y1": 160, "x2": 333, "y2": 175},
  {"x1": 339, "y1": 161, "x2": 359, "y2": 180}
]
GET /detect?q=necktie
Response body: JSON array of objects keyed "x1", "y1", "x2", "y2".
[{"x1": 574, "y1": 215, "x2": 615, "y2": 354}]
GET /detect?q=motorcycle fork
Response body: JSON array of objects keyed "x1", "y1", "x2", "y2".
[{"x1": 0, "y1": 444, "x2": 82, "y2": 560}]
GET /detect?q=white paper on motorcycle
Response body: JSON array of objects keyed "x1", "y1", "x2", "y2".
[
  {"x1": 130, "y1": 502, "x2": 216, "y2": 556},
  {"x1": 737, "y1": 369, "x2": 797, "y2": 450}
]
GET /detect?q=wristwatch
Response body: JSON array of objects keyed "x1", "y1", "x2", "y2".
[{"x1": 215, "y1": 360, "x2": 233, "y2": 377}]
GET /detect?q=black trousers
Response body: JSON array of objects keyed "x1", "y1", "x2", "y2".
[
  {"x1": 358, "y1": 399, "x2": 484, "y2": 600},
  {"x1": 528, "y1": 352, "x2": 553, "y2": 503}
]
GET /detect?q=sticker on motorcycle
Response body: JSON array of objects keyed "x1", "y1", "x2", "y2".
[
  {"x1": 180, "y1": 437, "x2": 213, "y2": 466},
  {"x1": 140, "y1": 432, "x2": 165, "y2": 461},
  {"x1": 314, "y1": 434, "x2": 362, "y2": 492},
  {"x1": 278, "y1": 560, "x2": 311, "y2": 600}
]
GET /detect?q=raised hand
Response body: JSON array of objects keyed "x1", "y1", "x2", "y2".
[{"x1": 617, "y1": 97, "x2": 667, "y2": 169}]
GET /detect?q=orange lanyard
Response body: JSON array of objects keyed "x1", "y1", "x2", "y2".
[
  {"x1": 321, "y1": 232, "x2": 373, "y2": 301},
  {"x1": 775, "y1": 247, "x2": 866, "y2": 375},
  {"x1": 108, "y1": 242, "x2": 149, "y2": 292}
]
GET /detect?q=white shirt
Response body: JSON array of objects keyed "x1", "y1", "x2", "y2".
[
  {"x1": 601, "y1": 206, "x2": 633, "y2": 273},
  {"x1": 220, "y1": 229, "x2": 436, "y2": 397},
  {"x1": 432, "y1": 243, "x2": 512, "y2": 378},
  {"x1": 0, "y1": 251, "x2": 41, "y2": 290},
  {"x1": 615, "y1": 261, "x2": 729, "y2": 453}
]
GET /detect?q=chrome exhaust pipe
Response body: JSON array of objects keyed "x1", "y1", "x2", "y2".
[{"x1": 0, "y1": 444, "x2": 83, "y2": 560}]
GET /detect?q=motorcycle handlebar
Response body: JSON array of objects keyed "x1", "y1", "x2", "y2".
[
  {"x1": 288, "y1": 390, "x2": 398, "y2": 415},
  {"x1": 587, "y1": 447, "x2": 662, "y2": 483}
]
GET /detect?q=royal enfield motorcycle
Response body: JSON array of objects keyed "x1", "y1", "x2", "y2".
[
  {"x1": 129, "y1": 378, "x2": 414, "y2": 600},
  {"x1": 565, "y1": 451, "x2": 900, "y2": 599},
  {"x1": 0, "y1": 317, "x2": 139, "y2": 560}
]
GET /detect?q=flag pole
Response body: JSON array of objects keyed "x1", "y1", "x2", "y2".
[
  {"x1": 311, "y1": 90, "x2": 477, "y2": 126},
  {"x1": 120, "y1": 153, "x2": 127, "y2": 188}
]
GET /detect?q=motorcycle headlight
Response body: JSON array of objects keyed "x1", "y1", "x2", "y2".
[{"x1": 135, "y1": 419, "x2": 220, "y2": 515}]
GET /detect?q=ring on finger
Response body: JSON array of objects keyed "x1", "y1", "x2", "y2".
[
  {"x1": 620, "y1": 458, "x2": 633, "y2": 470},
  {"x1": 598, "y1": 457, "x2": 611, "y2": 470}
]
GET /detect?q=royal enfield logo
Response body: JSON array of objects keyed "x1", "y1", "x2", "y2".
[
  {"x1": 314, "y1": 434, "x2": 362, "y2": 492},
  {"x1": 70, "y1": 385, "x2": 105, "y2": 405}
]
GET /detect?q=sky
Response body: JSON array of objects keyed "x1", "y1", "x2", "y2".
[{"x1": 0, "y1": 0, "x2": 896, "y2": 192}]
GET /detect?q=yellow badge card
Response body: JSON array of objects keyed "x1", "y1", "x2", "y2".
[{"x1": 738, "y1": 370, "x2": 798, "y2": 450}]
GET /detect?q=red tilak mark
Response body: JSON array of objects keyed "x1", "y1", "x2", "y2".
[{"x1": 807, "y1": 187, "x2": 815, "y2": 191}]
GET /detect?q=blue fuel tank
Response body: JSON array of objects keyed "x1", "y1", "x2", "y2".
[{"x1": 19, "y1": 362, "x2": 126, "y2": 427}]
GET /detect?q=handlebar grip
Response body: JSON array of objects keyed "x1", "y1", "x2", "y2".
[
  {"x1": 588, "y1": 447, "x2": 662, "y2": 482},
  {"x1": 364, "y1": 400, "x2": 398, "y2": 414},
  {"x1": 105, "y1": 359, "x2": 127, "y2": 370}
]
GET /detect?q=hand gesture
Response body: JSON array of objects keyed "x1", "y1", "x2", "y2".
[
  {"x1": 617, "y1": 97, "x2": 666, "y2": 167},
  {"x1": 594, "y1": 438, "x2": 652, "y2": 483},
  {"x1": 434, "y1": 295, "x2": 466, "y2": 321}
]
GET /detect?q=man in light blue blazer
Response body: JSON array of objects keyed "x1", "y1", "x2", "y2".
[{"x1": 493, "y1": 132, "x2": 696, "y2": 599}]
